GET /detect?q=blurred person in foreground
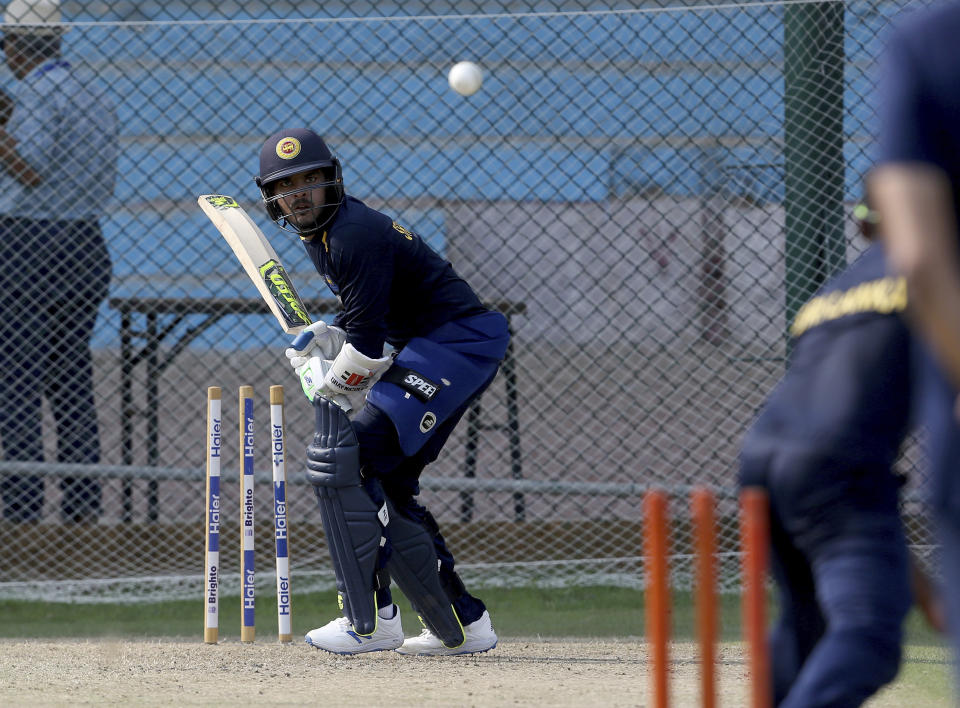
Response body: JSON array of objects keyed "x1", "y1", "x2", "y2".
[
  {"x1": 256, "y1": 127, "x2": 506, "y2": 655},
  {"x1": 870, "y1": 0, "x2": 960, "y2": 691},
  {"x1": 0, "y1": 0, "x2": 118, "y2": 523},
  {"x1": 738, "y1": 195, "x2": 944, "y2": 707}
]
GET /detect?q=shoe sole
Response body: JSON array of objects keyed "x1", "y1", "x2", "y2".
[
  {"x1": 305, "y1": 636, "x2": 403, "y2": 655},
  {"x1": 395, "y1": 639, "x2": 498, "y2": 657}
]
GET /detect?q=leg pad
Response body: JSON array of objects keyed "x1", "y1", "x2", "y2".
[
  {"x1": 307, "y1": 397, "x2": 385, "y2": 636},
  {"x1": 386, "y1": 501, "x2": 466, "y2": 648}
]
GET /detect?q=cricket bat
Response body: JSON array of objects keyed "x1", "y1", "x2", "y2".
[
  {"x1": 198, "y1": 194, "x2": 350, "y2": 410},
  {"x1": 198, "y1": 194, "x2": 312, "y2": 336}
]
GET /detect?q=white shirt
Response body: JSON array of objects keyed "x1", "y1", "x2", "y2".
[{"x1": 6, "y1": 59, "x2": 118, "y2": 220}]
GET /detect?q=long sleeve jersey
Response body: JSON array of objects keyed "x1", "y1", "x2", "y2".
[{"x1": 301, "y1": 195, "x2": 487, "y2": 358}]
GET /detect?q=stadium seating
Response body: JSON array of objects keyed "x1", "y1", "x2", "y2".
[{"x1": 59, "y1": 2, "x2": 880, "y2": 346}]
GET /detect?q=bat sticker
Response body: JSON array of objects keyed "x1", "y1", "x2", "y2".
[
  {"x1": 205, "y1": 195, "x2": 240, "y2": 209},
  {"x1": 258, "y1": 259, "x2": 311, "y2": 328}
]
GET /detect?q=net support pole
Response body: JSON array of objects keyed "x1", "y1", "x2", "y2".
[{"x1": 783, "y1": 2, "x2": 846, "y2": 339}]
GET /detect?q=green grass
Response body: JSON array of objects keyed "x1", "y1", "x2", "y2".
[
  {"x1": 0, "y1": 585, "x2": 948, "y2": 648},
  {"x1": 893, "y1": 645, "x2": 955, "y2": 704},
  {"x1": 0, "y1": 586, "x2": 668, "y2": 640}
]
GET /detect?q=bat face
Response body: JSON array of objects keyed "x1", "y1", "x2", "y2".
[
  {"x1": 258, "y1": 258, "x2": 311, "y2": 330},
  {"x1": 198, "y1": 194, "x2": 312, "y2": 333}
]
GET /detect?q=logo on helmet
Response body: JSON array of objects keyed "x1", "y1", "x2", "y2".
[{"x1": 276, "y1": 137, "x2": 301, "y2": 160}]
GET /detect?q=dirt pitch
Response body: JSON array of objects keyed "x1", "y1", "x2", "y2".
[{"x1": 0, "y1": 638, "x2": 944, "y2": 707}]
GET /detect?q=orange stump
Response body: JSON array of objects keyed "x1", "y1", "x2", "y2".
[
  {"x1": 740, "y1": 487, "x2": 772, "y2": 708},
  {"x1": 643, "y1": 490, "x2": 670, "y2": 708},
  {"x1": 691, "y1": 487, "x2": 717, "y2": 708}
]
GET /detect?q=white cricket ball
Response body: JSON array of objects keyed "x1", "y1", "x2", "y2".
[{"x1": 448, "y1": 61, "x2": 483, "y2": 97}]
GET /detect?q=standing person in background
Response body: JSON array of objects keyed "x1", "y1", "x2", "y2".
[
  {"x1": 0, "y1": 0, "x2": 118, "y2": 523},
  {"x1": 870, "y1": 1, "x2": 960, "y2": 692}
]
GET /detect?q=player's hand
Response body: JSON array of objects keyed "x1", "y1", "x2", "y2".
[
  {"x1": 295, "y1": 354, "x2": 331, "y2": 400},
  {"x1": 293, "y1": 354, "x2": 354, "y2": 412},
  {"x1": 285, "y1": 321, "x2": 346, "y2": 370}
]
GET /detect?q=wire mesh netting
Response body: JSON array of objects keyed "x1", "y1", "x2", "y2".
[{"x1": 0, "y1": 0, "x2": 934, "y2": 603}]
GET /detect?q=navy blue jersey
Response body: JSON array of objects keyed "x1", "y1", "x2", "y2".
[
  {"x1": 741, "y1": 244, "x2": 911, "y2": 469},
  {"x1": 301, "y1": 196, "x2": 487, "y2": 358},
  {"x1": 877, "y1": 1, "x2": 960, "y2": 225}
]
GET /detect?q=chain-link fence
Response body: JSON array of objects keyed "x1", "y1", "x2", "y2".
[{"x1": 0, "y1": 0, "x2": 932, "y2": 603}]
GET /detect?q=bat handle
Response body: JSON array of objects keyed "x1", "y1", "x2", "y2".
[{"x1": 290, "y1": 329, "x2": 314, "y2": 350}]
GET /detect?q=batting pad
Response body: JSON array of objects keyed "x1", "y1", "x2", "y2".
[
  {"x1": 386, "y1": 501, "x2": 466, "y2": 648},
  {"x1": 306, "y1": 398, "x2": 382, "y2": 636}
]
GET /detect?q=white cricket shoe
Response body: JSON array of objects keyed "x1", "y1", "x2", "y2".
[
  {"x1": 304, "y1": 606, "x2": 404, "y2": 654},
  {"x1": 396, "y1": 610, "x2": 498, "y2": 656}
]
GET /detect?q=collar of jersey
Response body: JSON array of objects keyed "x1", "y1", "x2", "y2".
[{"x1": 301, "y1": 229, "x2": 329, "y2": 252}]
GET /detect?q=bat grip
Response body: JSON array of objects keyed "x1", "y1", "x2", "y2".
[{"x1": 291, "y1": 329, "x2": 314, "y2": 350}]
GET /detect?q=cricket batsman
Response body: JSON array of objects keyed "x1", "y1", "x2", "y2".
[{"x1": 256, "y1": 127, "x2": 506, "y2": 655}]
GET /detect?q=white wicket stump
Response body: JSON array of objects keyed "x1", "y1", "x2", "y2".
[
  {"x1": 239, "y1": 385, "x2": 256, "y2": 643},
  {"x1": 270, "y1": 385, "x2": 292, "y2": 643},
  {"x1": 203, "y1": 387, "x2": 222, "y2": 644}
]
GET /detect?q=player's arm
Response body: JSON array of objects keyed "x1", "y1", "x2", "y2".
[
  {"x1": 871, "y1": 165, "x2": 960, "y2": 389},
  {"x1": 0, "y1": 125, "x2": 41, "y2": 187},
  {"x1": 0, "y1": 83, "x2": 45, "y2": 187},
  {"x1": 872, "y1": 19, "x2": 960, "y2": 389}
]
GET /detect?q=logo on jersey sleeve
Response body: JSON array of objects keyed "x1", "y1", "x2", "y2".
[
  {"x1": 391, "y1": 222, "x2": 415, "y2": 240},
  {"x1": 276, "y1": 137, "x2": 302, "y2": 160},
  {"x1": 790, "y1": 276, "x2": 907, "y2": 337}
]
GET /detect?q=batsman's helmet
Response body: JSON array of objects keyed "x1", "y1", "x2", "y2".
[{"x1": 255, "y1": 128, "x2": 344, "y2": 234}]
